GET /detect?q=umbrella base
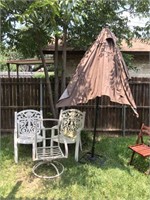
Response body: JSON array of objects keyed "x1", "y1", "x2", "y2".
[{"x1": 79, "y1": 152, "x2": 106, "y2": 166}]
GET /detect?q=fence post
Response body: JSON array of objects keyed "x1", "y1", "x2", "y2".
[
  {"x1": 122, "y1": 105, "x2": 126, "y2": 136},
  {"x1": 40, "y1": 79, "x2": 43, "y2": 111}
]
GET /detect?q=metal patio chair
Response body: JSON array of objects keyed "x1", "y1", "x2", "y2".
[
  {"x1": 14, "y1": 109, "x2": 45, "y2": 163},
  {"x1": 128, "y1": 123, "x2": 150, "y2": 171},
  {"x1": 32, "y1": 119, "x2": 68, "y2": 179},
  {"x1": 51, "y1": 109, "x2": 86, "y2": 162}
]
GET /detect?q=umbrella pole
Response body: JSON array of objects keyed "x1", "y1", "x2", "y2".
[
  {"x1": 79, "y1": 96, "x2": 106, "y2": 165},
  {"x1": 91, "y1": 96, "x2": 99, "y2": 157}
]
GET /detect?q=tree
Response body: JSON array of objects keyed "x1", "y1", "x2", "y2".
[
  {"x1": 1, "y1": 0, "x2": 149, "y2": 61},
  {"x1": 53, "y1": 0, "x2": 150, "y2": 90},
  {"x1": 56, "y1": 0, "x2": 85, "y2": 92},
  {"x1": 65, "y1": 0, "x2": 149, "y2": 71},
  {"x1": 1, "y1": 0, "x2": 149, "y2": 116},
  {"x1": 67, "y1": 0, "x2": 150, "y2": 48},
  {"x1": 1, "y1": 0, "x2": 59, "y2": 118},
  {"x1": 0, "y1": 46, "x2": 24, "y2": 71}
]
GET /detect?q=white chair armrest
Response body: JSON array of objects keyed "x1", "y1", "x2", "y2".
[
  {"x1": 52, "y1": 125, "x2": 59, "y2": 129},
  {"x1": 41, "y1": 118, "x2": 59, "y2": 122},
  {"x1": 39, "y1": 118, "x2": 59, "y2": 130}
]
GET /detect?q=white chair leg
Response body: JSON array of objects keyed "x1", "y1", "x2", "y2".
[
  {"x1": 75, "y1": 139, "x2": 80, "y2": 162},
  {"x1": 14, "y1": 142, "x2": 18, "y2": 163},
  {"x1": 32, "y1": 142, "x2": 35, "y2": 161},
  {"x1": 79, "y1": 135, "x2": 82, "y2": 151}
]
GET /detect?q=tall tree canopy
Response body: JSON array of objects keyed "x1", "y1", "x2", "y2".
[
  {"x1": 1, "y1": 0, "x2": 59, "y2": 118},
  {"x1": 1, "y1": 0, "x2": 149, "y2": 117},
  {"x1": 1, "y1": 0, "x2": 149, "y2": 51},
  {"x1": 67, "y1": 0, "x2": 150, "y2": 48}
]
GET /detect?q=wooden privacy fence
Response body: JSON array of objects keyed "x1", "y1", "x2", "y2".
[{"x1": 1, "y1": 77, "x2": 150, "y2": 135}]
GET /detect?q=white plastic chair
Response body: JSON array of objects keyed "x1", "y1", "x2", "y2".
[
  {"x1": 32, "y1": 118, "x2": 68, "y2": 179},
  {"x1": 14, "y1": 109, "x2": 45, "y2": 163},
  {"x1": 52, "y1": 109, "x2": 86, "y2": 162}
]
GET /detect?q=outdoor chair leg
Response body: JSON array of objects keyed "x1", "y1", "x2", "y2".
[
  {"x1": 145, "y1": 157, "x2": 150, "y2": 175},
  {"x1": 14, "y1": 142, "x2": 18, "y2": 163},
  {"x1": 79, "y1": 135, "x2": 82, "y2": 151},
  {"x1": 32, "y1": 143, "x2": 36, "y2": 161},
  {"x1": 129, "y1": 151, "x2": 136, "y2": 165},
  {"x1": 75, "y1": 139, "x2": 80, "y2": 162}
]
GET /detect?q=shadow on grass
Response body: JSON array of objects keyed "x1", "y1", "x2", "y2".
[
  {"x1": 1, "y1": 181, "x2": 48, "y2": 200},
  {"x1": 38, "y1": 136, "x2": 141, "y2": 190},
  {"x1": 93, "y1": 136, "x2": 150, "y2": 173},
  {"x1": 1, "y1": 181, "x2": 22, "y2": 200},
  {"x1": 44, "y1": 136, "x2": 149, "y2": 188}
]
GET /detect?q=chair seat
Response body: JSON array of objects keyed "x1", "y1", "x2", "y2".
[
  {"x1": 52, "y1": 135, "x2": 76, "y2": 144},
  {"x1": 35, "y1": 146, "x2": 65, "y2": 161},
  {"x1": 17, "y1": 135, "x2": 43, "y2": 144},
  {"x1": 129, "y1": 144, "x2": 150, "y2": 157}
]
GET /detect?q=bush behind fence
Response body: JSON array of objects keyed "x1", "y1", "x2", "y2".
[{"x1": 1, "y1": 77, "x2": 150, "y2": 135}]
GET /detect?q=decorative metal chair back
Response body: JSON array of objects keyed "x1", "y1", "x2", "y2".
[
  {"x1": 16, "y1": 110, "x2": 42, "y2": 140},
  {"x1": 59, "y1": 109, "x2": 85, "y2": 139}
]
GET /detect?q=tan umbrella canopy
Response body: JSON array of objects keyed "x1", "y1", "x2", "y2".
[
  {"x1": 57, "y1": 27, "x2": 138, "y2": 117},
  {"x1": 56, "y1": 27, "x2": 138, "y2": 162}
]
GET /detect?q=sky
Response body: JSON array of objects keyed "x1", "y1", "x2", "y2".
[{"x1": 122, "y1": 11, "x2": 149, "y2": 29}]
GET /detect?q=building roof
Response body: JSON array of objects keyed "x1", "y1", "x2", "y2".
[
  {"x1": 43, "y1": 38, "x2": 150, "y2": 53},
  {"x1": 7, "y1": 58, "x2": 54, "y2": 65},
  {"x1": 120, "y1": 39, "x2": 150, "y2": 52},
  {"x1": 42, "y1": 45, "x2": 84, "y2": 54}
]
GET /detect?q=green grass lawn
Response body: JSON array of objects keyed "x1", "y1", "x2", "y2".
[{"x1": 0, "y1": 133, "x2": 150, "y2": 200}]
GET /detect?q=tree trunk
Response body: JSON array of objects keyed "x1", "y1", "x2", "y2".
[
  {"x1": 39, "y1": 48, "x2": 56, "y2": 118},
  {"x1": 54, "y1": 35, "x2": 59, "y2": 117},
  {"x1": 61, "y1": 25, "x2": 67, "y2": 93}
]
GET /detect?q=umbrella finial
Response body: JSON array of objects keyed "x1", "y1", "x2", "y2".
[{"x1": 104, "y1": 24, "x2": 109, "y2": 29}]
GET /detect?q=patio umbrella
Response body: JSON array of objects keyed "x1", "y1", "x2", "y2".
[{"x1": 56, "y1": 27, "x2": 138, "y2": 162}]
